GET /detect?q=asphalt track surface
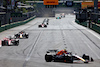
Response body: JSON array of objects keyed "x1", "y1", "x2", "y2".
[{"x1": 0, "y1": 14, "x2": 100, "y2": 67}]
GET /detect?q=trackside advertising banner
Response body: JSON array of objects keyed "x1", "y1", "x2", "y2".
[
  {"x1": 81, "y1": 1, "x2": 100, "y2": 9},
  {"x1": 44, "y1": 0, "x2": 58, "y2": 5}
]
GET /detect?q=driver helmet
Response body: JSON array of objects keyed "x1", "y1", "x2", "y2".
[{"x1": 63, "y1": 49, "x2": 67, "y2": 52}]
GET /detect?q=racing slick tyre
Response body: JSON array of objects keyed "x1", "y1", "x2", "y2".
[
  {"x1": 38, "y1": 25, "x2": 42, "y2": 28},
  {"x1": 25, "y1": 34, "x2": 29, "y2": 38},
  {"x1": 16, "y1": 41, "x2": 19, "y2": 46},
  {"x1": 82, "y1": 54, "x2": 89, "y2": 60},
  {"x1": 44, "y1": 25, "x2": 47, "y2": 27},
  {"x1": 45, "y1": 54, "x2": 52, "y2": 62},
  {"x1": 15, "y1": 34, "x2": 20, "y2": 39},
  {"x1": 2, "y1": 40, "x2": 5, "y2": 46},
  {"x1": 26, "y1": 36, "x2": 28, "y2": 38},
  {"x1": 15, "y1": 40, "x2": 19, "y2": 46},
  {"x1": 2, "y1": 40, "x2": 8, "y2": 46}
]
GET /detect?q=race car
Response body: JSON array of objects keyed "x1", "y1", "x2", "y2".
[
  {"x1": 60, "y1": 13, "x2": 65, "y2": 18},
  {"x1": 0, "y1": 36, "x2": 19, "y2": 46},
  {"x1": 43, "y1": 19, "x2": 49, "y2": 25},
  {"x1": 38, "y1": 23, "x2": 47, "y2": 28},
  {"x1": 56, "y1": 17, "x2": 61, "y2": 19},
  {"x1": 14, "y1": 31, "x2": 29, "y2": 39},
  {"x1": 56, "y1": 14, "x2": 61, "y2": 19},
  {"x1": 45, "y1": 49, "x2": 94, "y2": 63}
]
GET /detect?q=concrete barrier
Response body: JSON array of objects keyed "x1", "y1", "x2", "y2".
[
  {"x1": 75, "y1": 19, "x2": 87, "y2": 27},
  {"x1": 75, "y1": 19, "x2": 100, "y2": 34},
  {"x1": 0, "y1": 15, "x2": 36, "y2": 32},
  {"x1": 91, "y1": 24, "x2": 100, "y2": 34}
]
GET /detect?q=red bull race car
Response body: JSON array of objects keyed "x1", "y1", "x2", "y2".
[
  {"x1": 14, "y1": 31, "x2": 29, "y2": 39},
  {"x1": 45, "y1": 49, "x2": 94, "y2": 63},
  {"x1": 0, "y1": 36, "x2": 19, "y2": 46}
]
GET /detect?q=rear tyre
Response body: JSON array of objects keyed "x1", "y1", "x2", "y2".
[
  {"x1": 15, "y1": 40, "x2": 19, "y2": 46},
  {"x1": 45, "y1": 54, "x2": 52, "y2": 62},
  {"x1": 2, "y1": 41, "x2": 5, "y2": 46},
  {"x1": 44, "y1": 25, "x2": 47, "y2": 27},
  {"x1": 26, "y1": 36, "x2": 28, "y2": 38},
  {"x1": 38, "y1": 25, "x2": 41, "y2": 28},
  {"x1": 25, "y1": 34, "x2": 29, "y2": 38}
]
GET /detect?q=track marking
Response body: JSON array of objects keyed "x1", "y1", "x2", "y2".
[
  {"x1": 26, "y1": 32, "x2": 41, "y2": 61},
  {"x1": 59, "y1": 25, "x2": 67, "y2": 49},
  {"x1": 87, "y1": 29, "x2": 100, "y2": 40},
  {"x1": 72, "y1": 20, "x2": 100, "y2": 59},
  {"x1": 83, "y1": 39, "x2": 100, "y2": 59},
  {"x1": 23, "y1": 31, "x2": 42, "y2": 67}
]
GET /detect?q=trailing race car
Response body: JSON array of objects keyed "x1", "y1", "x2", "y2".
[
  {"x1": 56, "y1": 17, "x2": 61, "y2": 19},
  {"x1": 38, "y1": 19, "x2": 49, "y2": 28},
  {"x1": 60, "y1": 13, "x2": 65, "y2": 18},
  {"x1": 14, "y1": 31, "x2": 29, "y2": 39},
  {"x1": 38, "y1": 23, "x2": 47, "y2": 28},
  {"x1": 0, "y1": 36, "x2": 19, "y2": 46},
  {"x1": 56, "y1": 14, "x2": 61, "y2": 19},
  {"x1": 45, "y1": 49, "x2": 94, "y2": 63}
]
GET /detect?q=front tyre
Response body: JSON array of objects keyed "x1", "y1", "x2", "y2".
[{"x1": 82, "y1": 54, "x2": 89, "y2": 60}]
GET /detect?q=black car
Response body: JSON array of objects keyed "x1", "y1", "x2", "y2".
[{"x1": 45, "y1": 49, "x2": 94, "y2": 63}]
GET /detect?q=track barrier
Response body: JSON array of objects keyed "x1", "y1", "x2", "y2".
[
  {"x1": 75, "y1": 19, "x2": 100, "y2": 34},
  {"x1": 0, "y1": 15, "x2": 36, "y2": 32}
]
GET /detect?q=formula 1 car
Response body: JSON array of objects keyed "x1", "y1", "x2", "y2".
[
  {"x1": 56, "y1": 14, "x2": 61, "y2": 19},
  {"x1": 1, "y1": 36, "x2": 19, "y2": 46},
  {"x1": 60, "y1": 13, "x2": 65, "y2": 18},
  {"x1": 38, "y1": 23, "x2": 47, "y2": 28},
  {"x1": 56, "y1": 17, "x2": 61, "y2": 19},
  {"x1": 45, "y1": 49, "x2": 94, "y2": 63},
  {"x1": 14, "y1": 31, "x2": 29, "y2": 39}
]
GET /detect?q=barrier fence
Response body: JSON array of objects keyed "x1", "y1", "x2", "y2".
[
  {"x1": 0, "y1": 15, "x2": 36, "y2": 32},
  {"x1": 75, "y1": 19, "x2": 100, "y2": 34},
  {"x1": 91, "y1": 24, "x2": 100, "y2": 34}
]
